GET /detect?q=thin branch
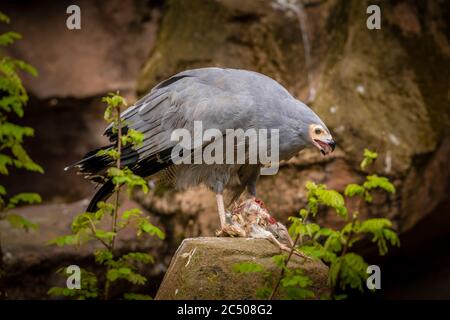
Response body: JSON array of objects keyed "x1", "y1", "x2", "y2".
[
  {"x1": 269, "y1": 233, "x2": 301, "y2": 300},
  {"x1": 341, "y1": 214, "x2": 357, "y2": 256},
  {"x1": 332, "y1": 199, "x2": 361, "y2": 297},
  {"x1": 104, "y1": 101, "x2": 122, "y2": 300},
  {"x1": 86, "y1": 218, "x2": 110, "y2": 250}
]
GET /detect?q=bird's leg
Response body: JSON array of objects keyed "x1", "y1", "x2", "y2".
[{"x1": 216, "y1": 193, "x2": 227, "y2": 229}]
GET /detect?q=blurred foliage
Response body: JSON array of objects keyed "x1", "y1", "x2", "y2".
[
  {"x1": 48, "y1": 93, "x2": 164, "y2": 300},
  {"x1": 0, "y1": 11, "x2": 41, "y2": 299}
]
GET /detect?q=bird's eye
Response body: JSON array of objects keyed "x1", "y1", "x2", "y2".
[{"x1": 315, "y1": 128, "x2": 322, "y2": 135}]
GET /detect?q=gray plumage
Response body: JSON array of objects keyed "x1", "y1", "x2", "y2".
[{"x1": 68, "y1": 67, "x2": 334, "y2": 222}]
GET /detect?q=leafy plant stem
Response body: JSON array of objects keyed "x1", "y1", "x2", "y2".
[
  {"x1": 269, "y1": 233, "x2": 301, "y2": 300},
  {"x1": 332, "y1": 200, "x2": 360, "y2": 297},
  {"x1": 342, "y1": 213, "x2": 358, "y2": 256},
  {"x1": 104, "y1": 103, "x2": 122, "y2": 300},
  {"x1": 86, "y1": 217, "x2": 109, "y2": 249}
]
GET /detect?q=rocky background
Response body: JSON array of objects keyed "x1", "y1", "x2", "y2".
[{"x1": 0, "y1": 0, "x2": 449, "y2": 299}]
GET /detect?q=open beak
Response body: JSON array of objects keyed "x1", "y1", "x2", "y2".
[{"x1": 313, "y1": 138, "x2": 336, "y2": 155}]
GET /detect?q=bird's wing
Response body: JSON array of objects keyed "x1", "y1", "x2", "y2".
[{"x1": 107, "y1": 68, "x2": 266, "y2": 167}]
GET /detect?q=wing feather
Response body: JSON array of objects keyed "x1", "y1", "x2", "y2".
[{"x1": 101, "y1": 68, "x2": 283, "y2": 175}]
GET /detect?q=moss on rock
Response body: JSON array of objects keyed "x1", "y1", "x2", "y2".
[{"x1": 155, "y1": 237, "x2": 329, "y2": 300}]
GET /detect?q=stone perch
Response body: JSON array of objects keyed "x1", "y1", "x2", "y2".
[{"x1": 156, "y1": 237, "x2": 330, "y2": 300}]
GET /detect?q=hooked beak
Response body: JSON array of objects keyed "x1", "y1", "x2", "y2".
[{"x1": 313, "y1": 138, "x2": 336, "y2": 155}]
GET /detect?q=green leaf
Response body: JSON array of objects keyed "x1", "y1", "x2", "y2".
[
  {"x1": 94, "y1": 201, "x2": 114, "y2": 216},
  {"x1": 328, "y1": 257, "x2": 342, "y2": 288},
  {"x1": 11, "y1": 144, "x2": 44, "y2": 173},
  {"x1": 344, "y1": 184, "x2": 365, "y2": 198},
  {"x1": 0, "y1": 122, "x2": 34, "y2": 142},
  {"x1": 106, "y1": 268, "x2": 120, "y2": 282},
  {"x1": 121, "y1": 208, "x2": 143, "y2": 221},
  {"x1": 0, "y1": 31, "x2": 21, "y2": 46},
  {"x1": 232, "y1": 261, "x2": 264, "y2": 273},
  {"x1": 288, "y1": 216, "x2": 303, "y2": 237},
  {"x1": 123, "y1": 293, "x2": 152, "y2": 300},
  {"x1": 71, "y1": 212, "x2": 95, "y2": 233},
  {"x1": 256, "y1": 287, "x2": 272, "y2": 299},
  {"x1": 282, "y1": 286, "x2": 315, "y2": 300},
  {"x1": 137, "y1": 219, "x2": 165, "y2": 239},
  {"x1": 289, "y1": 218, "x2": 321, "y2": 238},
  {"x1": 299, "y1": 244, "x2": 336, "y2": 264},
  {"x1": 360, "y1": 148, "x2": 378, "y2": 170},
  {"x1": 47, "y1": 234, "x2": 79, "y2": 247},
  {"x1": 306, "y1": 182, "x2": 347, "y2": 219},
  {"x1": 103, "y1": 105, "x2": 114, "y2": 122},
  {"x1": 314, "y1": 227, "x2": 335, "y2": 239},
  {"x1": 337, "y1": 253, "x2": 369, "y2": 292},
  {"x1": 358, "y1": 218, "x2": 400, "y2": 255},
  {"x1": 0, "y1": 154, "x2": 13, "y2": 174},
  {"x1": 94, "y1": 229, "x2": 116, "y2": 242},
  {"x1": 102, "y1": 92, "x2": 127, "y2": 108},
  {"x1": 281, "y1": 274, "x2": 312, "y2": 288},
  {"x1": 47, "y1": 287, "x2": 78, "y2": 297},
  {"x1": 299, "y1": 208, "x2": 308, "y2": 219},
  {"x1": 358, "y1": 218, "x2": 392, "y2": 232},
  {"x1": 0, "y1": 96, "x2": 24, "y2": 116},
  {"x1": 126, "y1": 272, "x2": 147, "y2": 285},
  {"x1": 0, "y1": 12, "x2": 11, "y2": 23},
  {"x1": 107, "y1": 267, "x2": 147, "y2": 285},
  {"x1": 121, "y1": 129, "x2": 144, "y2": 147},
  {"x1": 14, "y1": 59, "x2": 38, "y2": 77},
  {"x1": 272, "y1": 254, "x2": 287, "y2": 270},
  {"x1": 316, "y1": 189, "x2": 347, "y2": 218},
  {"x1": 7, "y1": 192, "x2": 41, "y2": 208},
  {"x1": 304, "y1": 223, "x2": 320, "y2": 237},
  {"x1": 364, "y1": 175, "x2": 396, "y2": 194},
  {"x1": 48, "y1": 268, "x2": 98, "y2": 299},
  {"x1": 94, "y1": 249, "x2": 113, "y2": 265},
  {"x1": 5, "y1": 213, "x2": 37, "y2": 231},
  {"x1": 323, "y1": 231, "x2": 343, "y2": 253},
  {"x1": 108, "y1": 167, "x2": 149, "y2": 193},
  {"x1": 121, "y1": 252, "x2": 154, "y2": 264},
  {"x1": 96, "y1": 148, "x2": 119, "y2": 160}
]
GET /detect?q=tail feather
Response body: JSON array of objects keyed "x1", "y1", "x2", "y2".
[
  {"x1": 84, "y1": 150, "x2": 173, "y2": 212},
  {"x1": 86, "y1": 180, "x2": 115, "y2": 212},
  {"x1": 65, "y1": 145, "x2": 114, "y2": 172},
  {"x1": 69, "y1": 144, "x2": 174, "y2": 212}
]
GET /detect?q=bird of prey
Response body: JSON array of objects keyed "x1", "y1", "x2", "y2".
[{"x1": 68, "y1": 68, "x2": 335, "y2": 231}]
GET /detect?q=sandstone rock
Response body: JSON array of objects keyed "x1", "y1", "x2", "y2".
[
  {"x1": 156, "y1": 237, "x2": 329, "y2": 300},
  {"x1": 1, "y1": 0, "x2": 160, "y2": 99}
]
